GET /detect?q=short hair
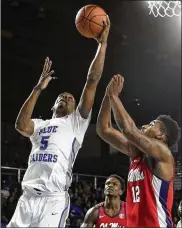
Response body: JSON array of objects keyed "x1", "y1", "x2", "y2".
[
  {"x1": 156, "y1": 115, "x2": 181, "y2": 147},
  {"x1": 106, "y1": 174, "x2": 125, "y2": 192}
]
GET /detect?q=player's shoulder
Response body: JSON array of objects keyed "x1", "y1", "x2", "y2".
[
  {"x1": 32, "y1": 118, "x2": 62, "y2": 125},
  {"x1": 94, "y1": 202, "x2": 103, "y2": 209},
  {"x1": 69, "y1": 106, "x2": 91, "y2": 120},
  {"x1": 90, "y1": 202, "x2": 102, "y2": 211},
  {"x1": 32, "y1": 118, "x2": 47, "y2": 125},
  {"x1": 86, "y1": 204, "x2": 100, "y2": 218},
  {"x1": 69, "y1": 107, "x2": 81, "y2": 118}
]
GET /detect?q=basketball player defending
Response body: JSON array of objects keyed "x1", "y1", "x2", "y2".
[
  {"x1": 97, "y1": 74, "x2": 180, "y2": 227},
  {"x1": 7, "y1": 16, "x2": 110, "y2": 228},
  {"x1": 81, "y1": 174, "x2": 127, "y2": 228}
]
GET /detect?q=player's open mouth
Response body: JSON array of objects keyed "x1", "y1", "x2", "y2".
[
  {"x1": 59, "y1": 100, "x2": 67, "y2": 104},
  {"x1": 107, "y1": 188, "x2": 114, "y2": 192}
]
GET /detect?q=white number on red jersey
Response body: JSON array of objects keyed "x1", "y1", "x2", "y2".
[{"x1": 132, "y1": 185, "x2": 140, "y2": 203}]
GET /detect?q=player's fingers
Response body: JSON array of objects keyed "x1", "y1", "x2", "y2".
[
  {"x1": 43, "y1": 70, "x2": 54, "y2": 79},
  {"x1": 117, "y1": 74, "x2": 124, "y2": 83},
  {"x1": 42, "y1": 57, "x2": 49, "y2": 73},
  {"x1": 47, "y1": 60, "x2": 52, "y2": 73},
  {"x1": 106, "y1": 15, "x2": 110, "y2": 26},
  {"x1": 118, "y1": 74, "x2": 124, "y2": 80},
  {"x1": 118, "y1": 75, "x2": 122, "y2": 86},
  {"x1": 113, "y1": 75, "x2": 117, "y2": 81},
  {"x1": 102, "y1": 19, "x2": 107, "y2": 29},
  {"x1": 47, "y1": 70, "x2": 54, "y2": 77},
  {"x1": 44, "y1": 58, "x2": 51, "y2": 74}
]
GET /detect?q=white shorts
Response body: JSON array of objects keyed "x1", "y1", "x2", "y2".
[{"x1": 7, "y1": 189, "x2": 70, "y2": 227}]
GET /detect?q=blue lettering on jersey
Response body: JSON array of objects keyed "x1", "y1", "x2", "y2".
[
  {"x1": 39, "y1": 126, "x2": 58, "y2": 135},
  {"x1": 30, "y1": 153, "x2": 58, "y2": 163}
]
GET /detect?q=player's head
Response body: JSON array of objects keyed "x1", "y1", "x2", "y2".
[
  {"x1": 104, "y1": 174, "x2": 125, "y2": 198},
  {"x1": 141, "y1": 115, "x2": 180, "y2": 147},
  {"x1": 178, "y1": 200, "x2": 182, "y2": 218},
  {"x1": 52, "y1": 92, "x2": 76, "y2": 117}
]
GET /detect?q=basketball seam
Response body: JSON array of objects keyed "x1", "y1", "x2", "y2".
[
  {"x1": 89, "y1": 20, "x2": 104, "y2": 28},
  {"x1": 83, "y1": 5, "x2": 99, "y2": 38},
  {"x1": 86, "y1": 5, "x2": 98, "y2": 20},
  {"x1": 75, "y1": 16, "x2": 84, "y2": 25},
  {"x1": 89, "y1": 20, "x2": 97, "y2": 38},
  {"x1": 90, "y1": 14, "x2": 106, "y2": 27},
  {"x1": 90, "y1": 14, "x2": 106, "y2": 20}
]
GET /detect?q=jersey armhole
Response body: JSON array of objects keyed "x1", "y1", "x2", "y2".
[
  {"x1": 146, "y1": 158, "x2": 175, "y2": 182},
  {"x1": 94, "y1": 205, "x2": 100, "y2": 226}
]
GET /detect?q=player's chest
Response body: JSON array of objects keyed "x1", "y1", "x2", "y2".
[
  {"x1": 40, "y1": 119, "x2": 73, "y2": 135},
  {"x1": 128, "y1": 161, "x2": 146, "y2": 182},
  {"x1": 98, "y1": 216, "x2": 126, "y2": 228},
  {"x1": 35, "y1": 120, "x2": 75, "y2": 146}
]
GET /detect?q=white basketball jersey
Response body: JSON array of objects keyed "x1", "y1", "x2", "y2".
[{"x1": 22, "y1": 107, "x2": 91, "y2": 194}]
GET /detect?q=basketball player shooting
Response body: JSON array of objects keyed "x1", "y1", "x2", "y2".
[
  {"x1": 7, "y1": 16, "x2": 110, "y2": 228},
  {"x1": 81, "y1": 174, "x2": 127, "y2": 228},
  {"x1": 97, "y1": 74, "x2": 180, "y2": 227}
]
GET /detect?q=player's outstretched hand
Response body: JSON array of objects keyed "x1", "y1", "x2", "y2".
[
  {"x1": 35, "y1": 57, "x2": 54, "y2": 90},
  {"x1": 106, "y1": 74, "x2": 124, "y2": 96},
  {"x1": 96, "y1": 15, "x2": 110, "y2": 44}
]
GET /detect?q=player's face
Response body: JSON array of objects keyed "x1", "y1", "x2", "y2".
[
  {"x1": 53, "y1": 92, "x2": 76, "y2": 116},
  {"x1": 141, "y1": 120, "x2": 165, "y2": 141},
  {"x1": 104, "y1": 177, "x2": 122, "y2": 197}
]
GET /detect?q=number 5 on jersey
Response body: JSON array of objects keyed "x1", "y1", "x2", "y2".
[
  {"x1": 132, "y1": 185, "x2": 140, "y2": 203},
  {"x1": 40, "y1": 136, "x2": 50, "y2": 150}
]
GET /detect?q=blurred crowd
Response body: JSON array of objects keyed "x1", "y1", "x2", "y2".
[{"x1": 1, "y1": 174, "x2": 182, "y2": 228}]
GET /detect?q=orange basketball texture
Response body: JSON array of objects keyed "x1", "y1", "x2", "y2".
[{"x1": 75, "y1": 5, "x2": 107, "y2": 38}]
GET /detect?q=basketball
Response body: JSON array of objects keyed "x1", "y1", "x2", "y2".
[{"x1": 75, "y1": 5, "x2": 107, "y2": 38}]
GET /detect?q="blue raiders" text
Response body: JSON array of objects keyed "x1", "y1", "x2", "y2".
[
  {"x1": 30, "y1": 153, "x2": 58, "y2": 163},
  {"x1": 39, "y1": 126, "x2": 58, "y2": 135}
]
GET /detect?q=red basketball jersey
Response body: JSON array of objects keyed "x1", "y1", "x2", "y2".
[
  {"x1": 126, "y1": 156, "x2": 173, "y2": 227},
  {"x1": 95, "y1": 201, "x2": 127, "y2": 228}
]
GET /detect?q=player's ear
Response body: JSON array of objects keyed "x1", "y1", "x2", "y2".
[
  {"x1": 119, "y1": 190, "x2": 123, "y2": 196},
  {"x1": 51, "y1": 106, "x2": 55, "y2": 112}
]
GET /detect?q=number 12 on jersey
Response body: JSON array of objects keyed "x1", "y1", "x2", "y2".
[{"x1": 132, "y1": 185, "x2": 140, "y2": 203}]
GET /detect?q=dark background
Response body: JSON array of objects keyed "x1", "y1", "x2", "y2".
[{"x1": 2, "y1": 0, "x2": 181, "y2": 177}]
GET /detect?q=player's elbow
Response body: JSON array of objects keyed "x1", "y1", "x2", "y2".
[
  {"x1": 15, "y1": 122, "x2": 22, "y2": 132},
  {"x1": 96, "y1": 121, "x2": 103, "y2": 135},
  {"x1": 15, "y1": 121, "x2": 32, "y2": 137},
  {"x1": 96, "y1": 124, "x2": 108, "y2": 138},
  {"x1": 15, "y1": 124, "x2": 26, "y2": 137}
]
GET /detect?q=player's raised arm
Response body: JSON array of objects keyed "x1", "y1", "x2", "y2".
[
  {"x1": 78, "y1": 16, "x2": 110, "y2": 119},
  {"x1": 80, "y1": 207, "x2": 98, "y2": 228},
  {"x1": 96, "y1": 81, "x2": 136, "y2": 157},
  {"x1": 108, "y1": 74, "x2": 178, "y2": 162},
  {"x1": 15, "y1": 57, "x2": 54, "y2": 137}
]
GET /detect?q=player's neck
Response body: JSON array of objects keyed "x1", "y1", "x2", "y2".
[
  {"x1": 52, "y1": 112, "x2": 67, "y2": 118},
  {"x1": 104, "y1": 196, "x2": 120, "y2": 210}
]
